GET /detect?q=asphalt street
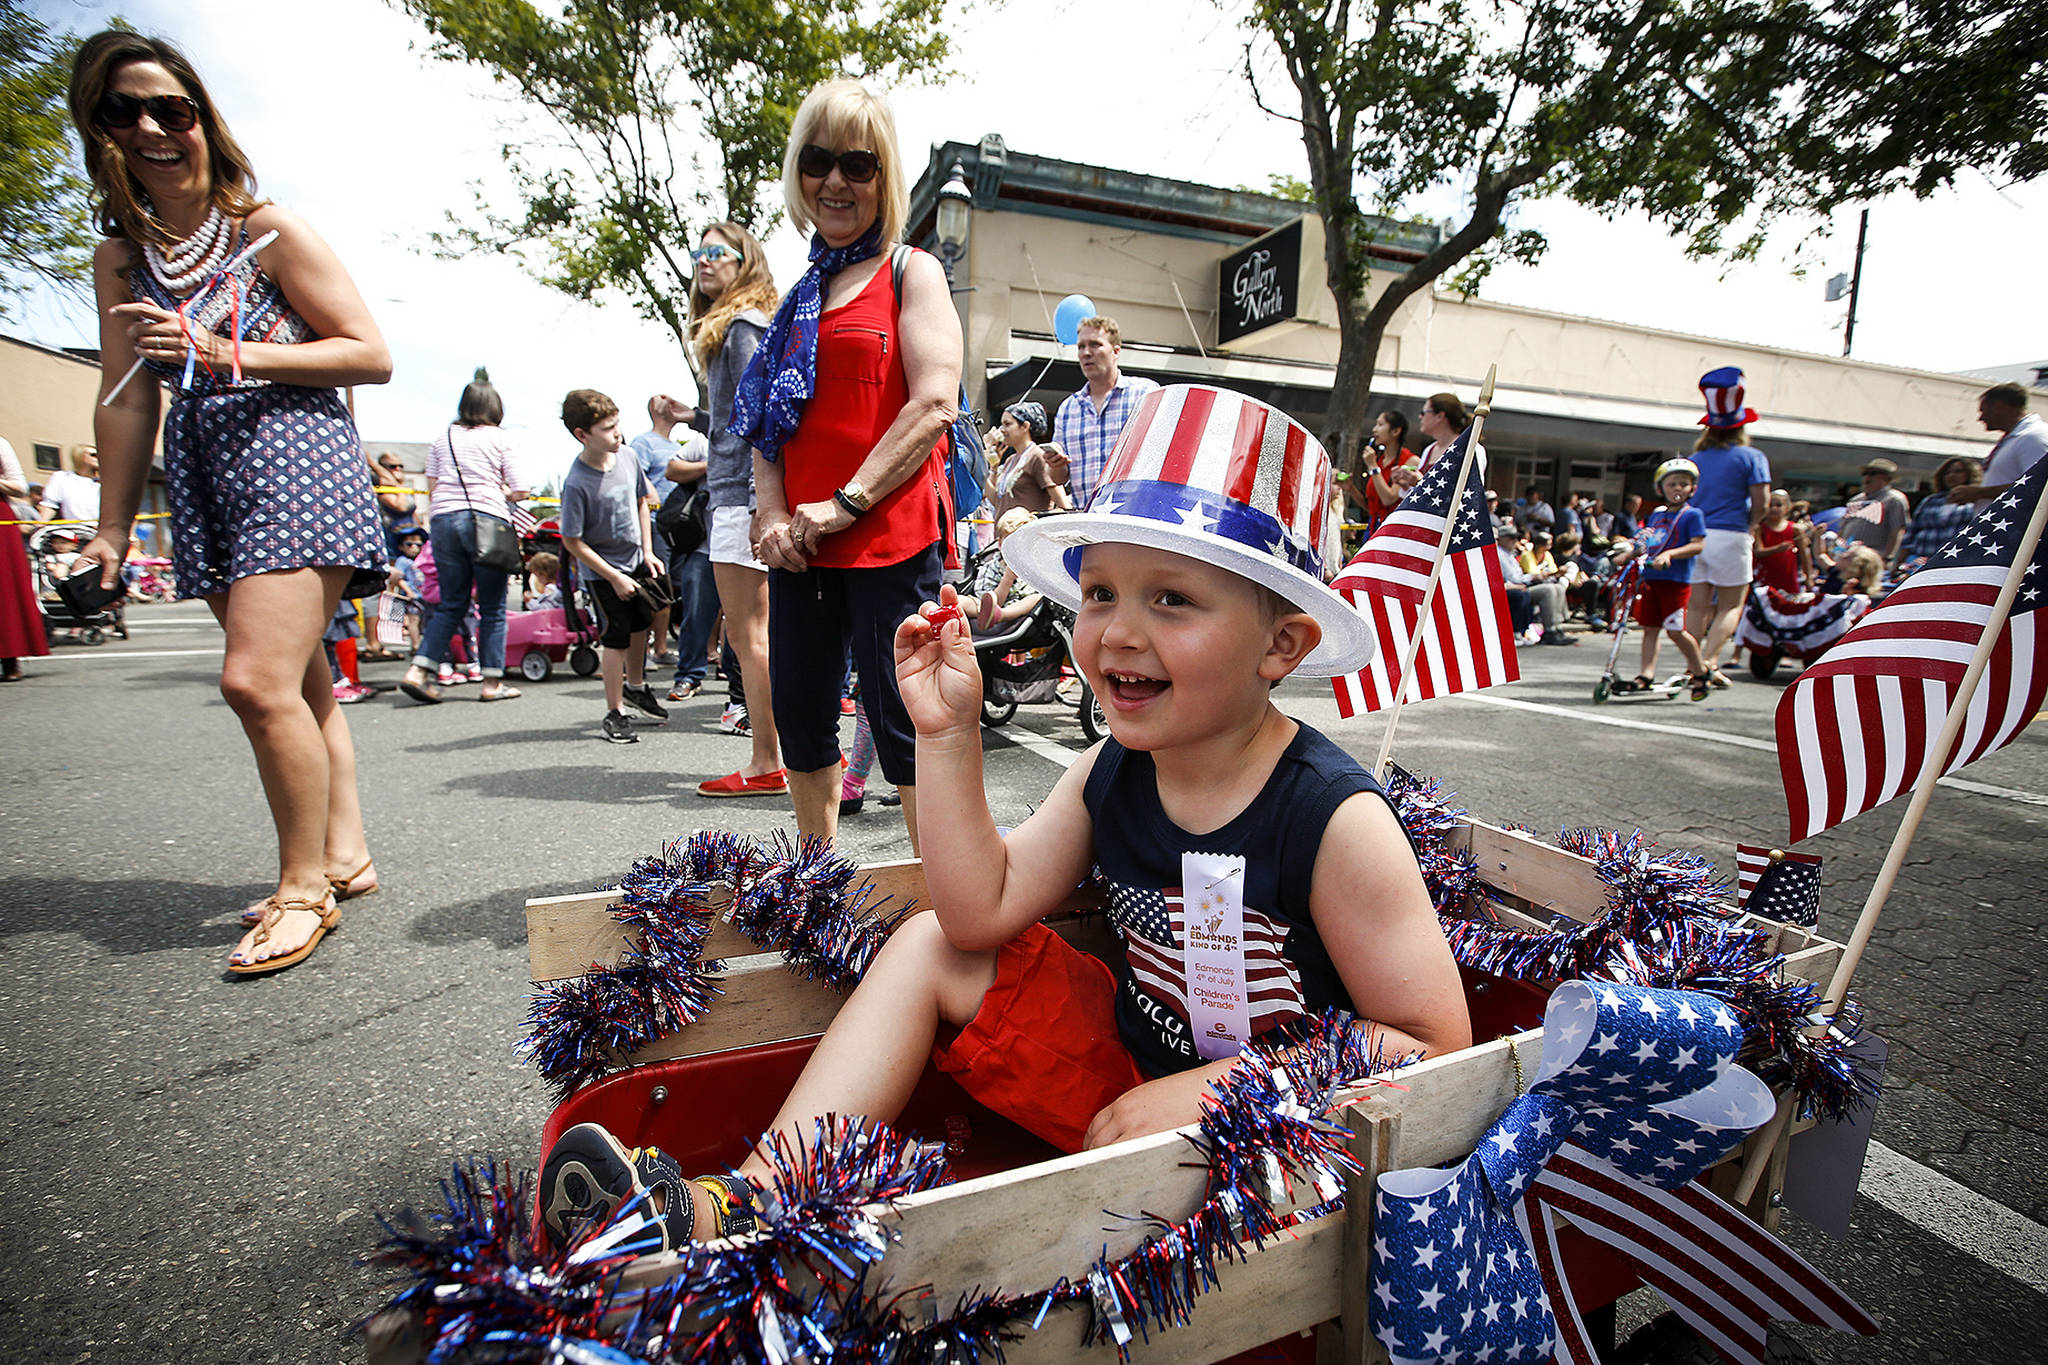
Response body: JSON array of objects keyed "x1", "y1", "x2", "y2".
[{"x1": 2, "y1": 601, "x2": 2044, "y2": 1362}]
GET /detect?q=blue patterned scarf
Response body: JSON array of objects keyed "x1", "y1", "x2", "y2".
[{"x1": 728, "y1": 224, "x2": 885, "y2": 464}]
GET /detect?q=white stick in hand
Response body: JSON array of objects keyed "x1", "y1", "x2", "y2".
[{"x1": 101, "y1": 229, "x2": 280, "y2": 407}]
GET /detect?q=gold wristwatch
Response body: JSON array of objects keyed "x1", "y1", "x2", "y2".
[{"x1": 835, "y1": 480, "x2": 874, "y2": 516}]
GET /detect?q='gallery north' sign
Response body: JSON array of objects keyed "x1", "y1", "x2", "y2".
[{"x1": 1218, "y1": 218, "x2": 1303, "y2": 345}]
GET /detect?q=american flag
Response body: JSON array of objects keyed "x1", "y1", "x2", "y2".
[
  {"x1": 1778, "y1": 460, "x2": 2048, "y2": 842},
  {"x1": 1733, "y1": 845, "x2": 1823, "y2": 926},
  {"x1": 1330, "y1": 432, "x2": 1518, "y2": 716},
  {"x1": 1106, "y1": 880, "x2": 1304, "y2": 1029}
]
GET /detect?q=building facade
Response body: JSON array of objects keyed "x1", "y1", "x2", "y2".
[
  {"x1": 908, "y1": 137, "x2": 2031, "y2": 509},
  {"x1": 0, "y1": 334, "x2": 169, "y2": 525}
]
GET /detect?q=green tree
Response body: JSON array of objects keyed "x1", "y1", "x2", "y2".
[
  {"x1": 393, "y1": 0, "x2": 949, "y2": 360},
  {"x1": 0, "y1": 9, "x2": 94, "y2": 319},
  {"x1": 1242, "y1": 0, "x2": 2048, "y2": 464}
]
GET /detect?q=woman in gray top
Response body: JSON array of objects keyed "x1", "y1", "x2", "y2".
[{"x1": 686, "y1": 221, "x2": 786, "y2": 796}]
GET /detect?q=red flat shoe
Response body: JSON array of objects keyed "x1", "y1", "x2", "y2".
[{"x1": 697, "y1": 768, "x2": 788, "y2": 798}]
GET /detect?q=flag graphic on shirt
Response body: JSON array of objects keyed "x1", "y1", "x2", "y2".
[
  {"x1": 1330, "y1": 431, "x2": 1519, "y2": 716},
  {"x1": 1778, "y1": 460, "x2": 2048, "y2": 842},
  {"x1": 1107, "y1": 881, "x2": 1304, "y2": 1028},
  {"x1": 1733, "y1": 845, "x2": 1823, "y2": 926}
]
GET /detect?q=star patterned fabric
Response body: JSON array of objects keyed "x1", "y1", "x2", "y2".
[{"x1": 1367, "y1": 981, "x2": 1862, "y2": 1365}]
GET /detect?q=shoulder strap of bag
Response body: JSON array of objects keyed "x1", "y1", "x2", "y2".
[{"x1": 444, "y1": 424, "x2": 484, "y2": 507}]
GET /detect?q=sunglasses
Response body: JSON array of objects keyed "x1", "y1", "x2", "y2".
[
  {"x1": 691, "y1": 243, "x2": 742, "y2": 265},
  {"x1": 796, "y1": 143, "x2": 880, "y2": 184},
  {"x1": 95, "y1": 92, "x2": 201, "y2": 133}
]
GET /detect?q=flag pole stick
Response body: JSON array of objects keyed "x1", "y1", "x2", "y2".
[
  {"x1": 1733, "y1": 465, "x2": 2048, "y2": 1203},
  {"x1": 1372, "y1": 364, "x2": 1497, "y2": 781}
]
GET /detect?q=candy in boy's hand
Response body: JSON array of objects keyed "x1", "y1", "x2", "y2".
[{"x1": 926, "y1": 602, "x2": 964, "y2": 633}]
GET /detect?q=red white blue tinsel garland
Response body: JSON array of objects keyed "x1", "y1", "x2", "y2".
[
  {"x1": 372, "y1": 1013, "x2": 1409, "y2": 1363},
  {"x1": 521, "y1": 833, "x2": 913, "y2": 1099},
  {"x1": 1382, "y1": 769, "x2": 1875, "y2": 1123}
]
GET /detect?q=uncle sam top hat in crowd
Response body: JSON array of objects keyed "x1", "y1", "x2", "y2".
[
  {"x1": 1001, "y1": 384, "x2": 1374, "y2": 675},
  {"x1": 1699, "y1": 365, "x2": 1760, "y2": 428}
]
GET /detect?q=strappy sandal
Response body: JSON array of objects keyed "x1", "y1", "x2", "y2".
[
  {"x1": 1610, "y1": 674, "x2": 1655, "y2": 695},
  {"x1": 228, "y1": 892, "x2": 340, "y2": 975},
  {"x1": 691, "y1": 1173, "x2": 761, "y2": 1241},
  {"x1": 242, "y1": 859, "x2": 376, "y2": 926},
  {"x1": 1688, "y1": 673, "x2": 1712, "y2": 702}
]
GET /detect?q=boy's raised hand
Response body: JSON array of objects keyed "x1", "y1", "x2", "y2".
[{"x1": 893, "y1": 584, "x2": 982, "y2": 734}]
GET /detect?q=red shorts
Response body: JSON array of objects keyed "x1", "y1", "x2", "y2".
[
  {"x1": 932, "y1": 922, "x2": 1148, "y2": 1153},
  {"x1": 1633, "y1": 578, "x2": 1691, "y2": 633}
]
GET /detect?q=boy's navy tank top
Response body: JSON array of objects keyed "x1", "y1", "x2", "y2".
[{"x1": 1080, "y1": 724, "x2": 1389, "y2": 1077}]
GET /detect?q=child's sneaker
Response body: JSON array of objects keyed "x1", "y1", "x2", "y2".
[
  {"x1": 437, "y1": 664, "x2": 458, "y2": 687},
  {"x1": 601, "y1": 710, "x2": 638, "y2": 744},
  {"x1": 622, "y1": 683, "x2": 669, "y2": 721},
  {"x1": 537, "y1": 1122, "x2": 691, "y2": 1251},
  {"x1": 332, "y1": 681, "x2": 374, "y2": 705},
  {"x1": 465, "y1": 664, "x2": 485, "y2": 683},
  {"x1": 717, "y1": 703, "x2": 749, "y2": 736}
]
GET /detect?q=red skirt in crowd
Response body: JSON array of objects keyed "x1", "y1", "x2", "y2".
[{"x1": 0, "y1": 525, "x2": 50, "y2": 660}]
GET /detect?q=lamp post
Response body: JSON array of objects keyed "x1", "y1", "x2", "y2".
[{"x1": 935, "y1": 161, "x2": 972, "y2": 286}]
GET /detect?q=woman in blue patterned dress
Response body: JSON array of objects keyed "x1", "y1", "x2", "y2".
[{"x1": 68, "y1": 32, "x2": 392, "y2": 976}]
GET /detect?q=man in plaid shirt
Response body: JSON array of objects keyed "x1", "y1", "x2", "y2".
[{"x1": 1052, "y1": 316, "x2": 1159, "y2": 509}]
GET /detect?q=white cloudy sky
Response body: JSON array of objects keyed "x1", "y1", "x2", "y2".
[{"x1": 19, "y1": 0, "x2": 2044, "y2": 488}]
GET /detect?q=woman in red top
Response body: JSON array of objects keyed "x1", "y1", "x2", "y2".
[
  {"x1": 1363, "y1": 409, "x2": 1420, "y2": 531},
  {"x1": 735, "y1": 80, "x2": 962, "y2": 846}
]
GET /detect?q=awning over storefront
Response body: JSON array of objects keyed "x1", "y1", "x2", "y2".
[{"x1": 987, "y1": 335, "x2": 1989, "y2": 491}]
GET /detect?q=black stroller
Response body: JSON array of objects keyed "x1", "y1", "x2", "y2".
[
  {"x1": 28, "y1": 524, "x2": 124, "y2": 646},
  {"x1": 958, "y1": 540, "x2": 1106, "y2": 742},
  {"x1": 974, "y1": 596, "x2": 1107, "y2": 741}
]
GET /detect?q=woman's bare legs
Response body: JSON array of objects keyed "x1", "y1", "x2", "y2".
[
  {"x1": 214, "y1": 567, "x2": 368, "y2": 965},
  {"x1": 1686, "y1": 580, "x2": 1747, "y2": 672},
  {"x1": 713, "y1": 561, "x2": 780, "y2": 779}
]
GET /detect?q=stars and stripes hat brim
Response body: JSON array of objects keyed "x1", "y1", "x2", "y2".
[
  {"x1": 1001, "y1": 385, "x2": 1376, "y2": 676},
  {"x1": 1698, "y1": 364, "x2": 1761, "y2": 428}
]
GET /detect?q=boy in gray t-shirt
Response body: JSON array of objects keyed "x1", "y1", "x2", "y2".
[{"x1": 558, "y1": 388, "x2": 667, "y2": 743}]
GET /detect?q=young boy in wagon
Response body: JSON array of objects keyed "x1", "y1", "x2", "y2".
[{"x1": 540, "y1": 386, "x2": 1472, "y2": 1246}]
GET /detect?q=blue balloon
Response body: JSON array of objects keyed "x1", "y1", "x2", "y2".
[{"x1": 1053, "y1": 294, "x2": 1096, "y2": 346}]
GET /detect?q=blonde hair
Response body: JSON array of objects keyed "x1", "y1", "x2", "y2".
[
  {"x1": 781, "y1": 80, "x2": 907, "y2": 248},
  {"x1": 1080, "y1": 316, "x2": 1122, "y2": 347},
  {"x1": 1838, "y1": 545, "x2": 1884, "y2": 595},
  {"x1": 1694, "y1": 425, "x2": 1750, "y2": 450},
  {"x1": 69, "y1": 31, "x2": 267, "y2": 251},
  {"x1": 688, "y1": 222, "x2": 780, "y2": 367},
  {"x1": 995, "y1": 507, "x2": 1036, "y2": 539}
]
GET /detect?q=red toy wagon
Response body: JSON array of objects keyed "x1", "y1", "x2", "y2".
[{"x1": 368, "y1": 818, "x2": 1868, "y2": 1364}]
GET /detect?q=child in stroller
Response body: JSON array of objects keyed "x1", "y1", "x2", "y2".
[
  {"x1": 955, "y1": 509, "x2": 1107, "y2": 740},
  {"x1": 29, "y1": 524, "x2": 123, "y2": 645}
]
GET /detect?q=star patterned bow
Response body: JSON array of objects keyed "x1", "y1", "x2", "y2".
[{"x1": 1371, "y1": 981, "x2": 1876, "y2": 1364}]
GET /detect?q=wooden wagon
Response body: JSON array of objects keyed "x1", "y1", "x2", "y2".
[{"x1": 368, "y1": 817, "x2": 1852, "y2": 1364}]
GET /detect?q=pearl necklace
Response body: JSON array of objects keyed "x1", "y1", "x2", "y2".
[{"x1": 143, "y1": 203, "x2": 232, "y2": 295}]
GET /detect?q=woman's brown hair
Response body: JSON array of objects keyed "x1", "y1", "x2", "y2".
[
  {"x1": 68, "y1": 31, "x2": 265, "y2": 250},
  {"x1": 1426, "y1": 391, "x2": 1469, "y2": 432},
  {"x1": 688, "y1": 222, "x2": 780, "y2": 367}
]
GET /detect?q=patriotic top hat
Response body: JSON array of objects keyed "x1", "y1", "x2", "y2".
[
  {"x1": 1001, "y1": 384, "x2": 1373, "y2": 675},
  {"x1": 1699, "y1": 365, "x2": 1760, "y2": 428}
]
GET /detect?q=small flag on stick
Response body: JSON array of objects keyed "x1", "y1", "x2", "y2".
[
  {"x1": 1734, "y1": 845, "x2": 1823, "y2": 926},
  {"x1": 1330, "y1": 431, "x2": 1519, "y2": 716}
]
